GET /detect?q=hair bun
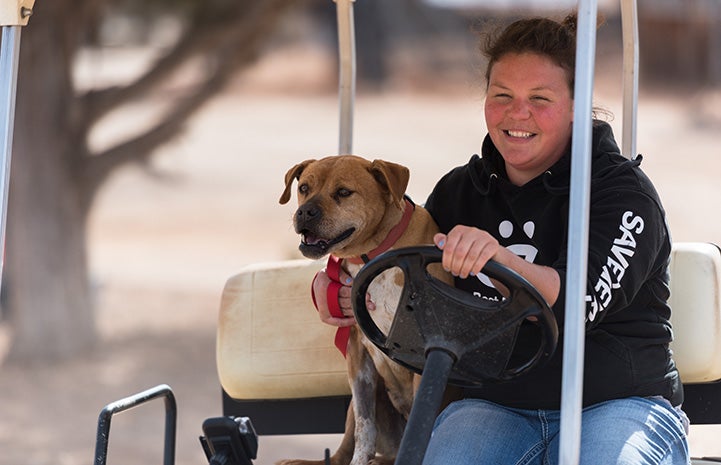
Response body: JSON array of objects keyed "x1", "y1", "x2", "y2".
[{"x1": 561, "y1": 13, "x2": 578, "y2": 36}]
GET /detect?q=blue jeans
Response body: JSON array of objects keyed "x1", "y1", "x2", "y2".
[{"x1": 422, "y1": 397, "x2": 690, "y2": 465}]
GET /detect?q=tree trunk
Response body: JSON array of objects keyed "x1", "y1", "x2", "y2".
[
  {"x1": 1, "y1": 0, "x2": 297, "y2": 364},
  {"x1": 4, "y1": 3, "x2": 95, "y2": 363}
]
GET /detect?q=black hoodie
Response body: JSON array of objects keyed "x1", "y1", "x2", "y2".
[{"x1": 425, "y1": 121, "x2": 683, "y2": 409}]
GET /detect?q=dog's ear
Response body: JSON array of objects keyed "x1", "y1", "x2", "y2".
[
  {"x1": 279, "y1": 159, "x2": 315, "y2": 204},
  {"x1": 370, "y1": 159, "x2": 410, "y2": 204}
]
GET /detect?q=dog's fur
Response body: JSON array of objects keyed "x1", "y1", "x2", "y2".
[{"x1": 278, "y1": 155, "x2": 450, "y2": 465}]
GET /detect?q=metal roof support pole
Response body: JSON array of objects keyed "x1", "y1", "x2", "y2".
[
  {"x1": 0, "y1": 0, "x2": 34, "y2": 290},
  {"x1": 621, "y1": 0, "x2": 639, "y2": 159},
  {"x1": 0, "y1": 27, "x2": 20, "y2": 285},
  {"x1": 558, "y1": 1, "x2": 597, "y2": 464},
  {"x1": 334, "y1": 0, "x2": 356, "y2": 155}
]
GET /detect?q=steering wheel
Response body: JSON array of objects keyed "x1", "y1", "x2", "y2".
[{"x1": 351, "y1": 246, "x2": 558, "y2": 385}]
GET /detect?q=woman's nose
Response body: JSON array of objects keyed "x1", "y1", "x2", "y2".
[{"x1": 508, "y1": 99, "x2": 531, "y2": 119}]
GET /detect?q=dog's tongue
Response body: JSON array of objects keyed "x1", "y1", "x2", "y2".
[{"x1": 303, "y1": 234, "x2": 328, "y2": 248}]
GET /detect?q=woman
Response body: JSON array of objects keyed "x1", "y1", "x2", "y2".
[{"x1": 314, "y1": 15, "x2": 690, "y2": 465}]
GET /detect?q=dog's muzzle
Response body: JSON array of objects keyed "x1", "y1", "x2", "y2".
[{"x1": 294, "y1": 202, "x2": 355, "y2": 258}]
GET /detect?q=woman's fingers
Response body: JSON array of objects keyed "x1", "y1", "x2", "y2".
[
  {"x1": 338, "y1": 285, "x2": 376, "y2": 316},
  {"x1": 436, "y1": 226, "x2": 499, "y2": 279}
]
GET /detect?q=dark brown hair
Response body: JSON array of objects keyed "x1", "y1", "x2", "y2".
[{"x1": 482, "y1": 14, "x2": 578, "y2": 95}]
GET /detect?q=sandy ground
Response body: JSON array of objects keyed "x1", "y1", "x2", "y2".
[{"x1": 1, "y1": 42, "x2": 721, "y2": 465}]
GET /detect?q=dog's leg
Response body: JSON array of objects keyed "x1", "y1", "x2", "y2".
[
  {"x1": 370, "y1": 376, "x2": 406, "y2": 465},
  {"x1": 347, "y1": 327, "x2": 380, "y2": 465}
]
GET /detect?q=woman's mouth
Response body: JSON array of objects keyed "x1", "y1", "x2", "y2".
[{"x1": 504, "y1": 129, "x2": 536, "y2": 139}]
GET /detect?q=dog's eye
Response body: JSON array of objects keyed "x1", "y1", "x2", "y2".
[
  {"x1": 298, "y1": 184, "x2": 309, "y2": 195},
  {"x1": 336, "y1": 188, "x2": 352, "y2": 198}
]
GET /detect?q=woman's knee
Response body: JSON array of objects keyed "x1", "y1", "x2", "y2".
[{"x1": 577, "y1": 397, "x2": 689, "y2": 465}]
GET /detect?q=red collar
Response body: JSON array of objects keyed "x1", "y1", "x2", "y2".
[{"x1": 343, "y1": 197, "x2": 415, "y2": 265}]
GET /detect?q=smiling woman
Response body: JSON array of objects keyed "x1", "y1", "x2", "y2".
[{"x1": 417, "y1": 14, "x2": 690, "y2": 465}]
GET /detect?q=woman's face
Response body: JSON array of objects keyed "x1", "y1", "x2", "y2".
[{"x1": 484, "y1": 52, "x2": 574, "y2": 186}]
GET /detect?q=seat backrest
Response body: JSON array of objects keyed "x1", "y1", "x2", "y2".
[
  {"x1": 216, "y1": 259, "x2": 350, "y2": 401},
  {"x1": 216, "y1": 242, "x2": 721, "y2": 402},
  {"x1": 668, "y1": 242, "x2": 721, "y2": 384}
]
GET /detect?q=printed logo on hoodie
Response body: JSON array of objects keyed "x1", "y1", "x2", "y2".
[
  {"x1": 586, "y1": 211, "x2": 645, "y2": 322},
  {"x1": 476, "y1": 219, "x2": 538, "y2": 290}
]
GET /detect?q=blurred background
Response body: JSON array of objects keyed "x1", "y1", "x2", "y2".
[{"x1": 0, "y1": 1, "x2": 719, "y2": 464}]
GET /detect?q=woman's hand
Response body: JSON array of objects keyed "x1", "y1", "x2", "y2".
[
  {"x1": 312, "y1": 268, "x2": 376, "y2": 327},
  {"x1": 434, "y1": 225, "x2": 500, "y2": 279},
  {"x1": 435, "y1": 225, "x2": 561, "y2": 306}
]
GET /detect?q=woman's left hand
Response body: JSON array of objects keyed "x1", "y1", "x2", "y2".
[{"x1": 434, "y1": 225, "x2": 500, "y2": 279}]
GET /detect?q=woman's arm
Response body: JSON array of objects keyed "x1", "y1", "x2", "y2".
[{"x1": 434, "y1": 225, "x2": 561, "y2": 306}]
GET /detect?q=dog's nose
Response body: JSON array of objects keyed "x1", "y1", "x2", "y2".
[{"x1": 296, "y1": 203, "x2": 320, "y2": 224}]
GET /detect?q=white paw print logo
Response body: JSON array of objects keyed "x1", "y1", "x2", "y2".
[{"x1": 477, "y1": 220, "x2": 538, "y2": 288}]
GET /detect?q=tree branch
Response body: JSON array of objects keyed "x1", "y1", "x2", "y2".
[
  {"x1": 81, "y1": 0, "x2": 297, "y2": 200},
  {"x1": 80, "y1": 0, "x2": 295, "y2": 124}
]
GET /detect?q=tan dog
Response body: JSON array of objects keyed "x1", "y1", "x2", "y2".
[{"x1": 278, "y1": 155, "x2": 450, "y2": 465}]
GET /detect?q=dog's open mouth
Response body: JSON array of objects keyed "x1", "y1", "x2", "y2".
[{"x1": 299, "y1": 228, "x2": 355, "y2": 257}]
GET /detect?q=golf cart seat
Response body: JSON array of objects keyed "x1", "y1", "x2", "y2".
[
  {"x1": 217, "y1": 258, "x2": 351, "y2": 434},
  {"x1": 216, "y1": 242, "x2": 721, "y2": 437}
]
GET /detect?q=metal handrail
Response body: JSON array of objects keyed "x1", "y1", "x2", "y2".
[
  {"x1": 621, "y1": 0, "x2": 639, "y2": 159},
  {"x1": 94, "y1": 384, "x2": 177, "y2": 465},
  {"x1": 0, "y1": 25, "x2": 20, "y2": 287},
  {"x1": 560, "y1": 2, "x2": 640, "y2": 463},
  {"x1": 0, "y1": 0, "x2": 34, "y2": 292},
  {"x1": 558, "y1": 1, "x2": 598, "y2": 464},
  {"x1": 335, "y1": 0, "x2": 356, "y2": 155}
]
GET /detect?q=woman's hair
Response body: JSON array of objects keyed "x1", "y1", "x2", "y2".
[{"x1": 481, "y1": 14, "x2": 578, "y2": 95}]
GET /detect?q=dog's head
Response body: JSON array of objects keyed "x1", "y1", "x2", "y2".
[{"x1": 279, "y1": 155, "x2": 410, "y2": 259}]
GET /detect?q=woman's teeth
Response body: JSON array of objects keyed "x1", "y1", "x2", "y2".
[{"x1": 506, "y1": 130, "x2": 534, "y2": 138}]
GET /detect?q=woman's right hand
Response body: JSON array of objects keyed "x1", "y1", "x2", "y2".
[
  {"x1": 312, "y1": 268, "x2": 375, "y2": 327},
  {"x1": 434, "y1": 225, "x2": 500, "y2": 279}
]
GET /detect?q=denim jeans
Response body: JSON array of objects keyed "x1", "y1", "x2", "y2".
[{"x1": 422, "y1": 397, "x2": 690, "y2": 465}]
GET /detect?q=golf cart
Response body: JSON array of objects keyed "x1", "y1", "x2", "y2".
[{"x1": 0, "y1": 1, "x2": 718, "y2": 465}]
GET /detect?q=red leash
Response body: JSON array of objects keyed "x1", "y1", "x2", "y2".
[
  {"x1": 311, "y1": 254, "x2": 351, "y2": 357},
  {"x1": 325, "y1": 255, "x2": 352, "y2": 356}
]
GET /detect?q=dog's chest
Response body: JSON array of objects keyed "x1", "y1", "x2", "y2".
[
  {"x1": 346, "y1": 260, "x2": 416, "y2": 415},
  {"x1": 346, "y1": 262, "x2": 402, "y2": 336}
]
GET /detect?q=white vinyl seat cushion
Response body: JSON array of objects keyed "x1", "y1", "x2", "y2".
[
  {"x1": 217, "y1": 259, "x2": 350, "y2": 400},
  {"x1": 668, "y1": 242, "x2": 721, "y2": 384},
  {"x1": 216, "y1": 243, "x2": 721, "y2": 401}
]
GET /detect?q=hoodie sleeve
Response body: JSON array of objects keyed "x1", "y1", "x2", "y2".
[{"x1": 552, "y1": 180, "x2": 670, "y2": 330}]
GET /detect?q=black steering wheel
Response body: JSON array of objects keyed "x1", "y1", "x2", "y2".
[{"x1": 352, "y1": 246, "x2": 558, "y2": 385}]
